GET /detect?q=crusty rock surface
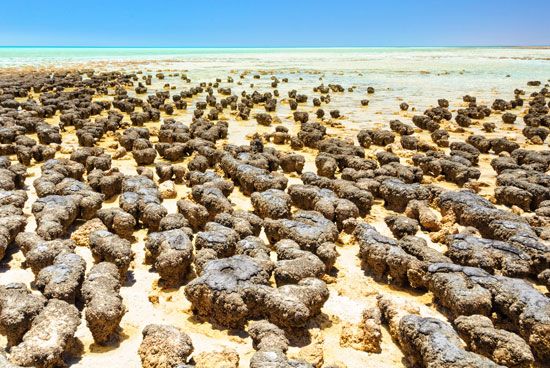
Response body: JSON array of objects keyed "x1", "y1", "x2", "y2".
[
  {"x1": 16, "y1": 232, "x2": 76, "y2": 275},
  {"x1": 185, "y1": 254, "x2": 328, "y2": 328},
  {"x1": 454, "y1": 314, "x2": 534, "y2": 368},
  {"x1": 398, "y1": 314, "x2": 503, "y2": 368},
  {"x1": 82, "y1": 262, "x2": 125, "y2": 344},
  {"x1": 145, "y1": 228, "x2": 194, "y2": 286},
  {"x1": 35, "y1": 253, "x2": 86, "y2": 303},
  {"x1": 89, "y1": 229, "x2": 134, "y2": 280},
  {"x1": 138, "y1": 324, "x2": 194, "y2": 368},
  {"x1": 0, "y1": 283, "x2": 46, "y2": 347},
  {"x1": 9, "y1": 299, "x2": 80, "y2": 368}
]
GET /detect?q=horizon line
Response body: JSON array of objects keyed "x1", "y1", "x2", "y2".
[{"x1": 1, "y1": 45, "x2": 549, "y2": 49}]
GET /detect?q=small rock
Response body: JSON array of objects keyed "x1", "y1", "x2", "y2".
[
  {"x1": 71, "y1": 218, "x2": 107, "y2": 247},
  {"x1": 463, "y1": 181, "x2": 482, "y2": 193},
  {"x1": 290, "y1": 332, "x2": 324, "y2": 368},
  {"x1": 340, "y1": 306, "x2": 382, "y2": 353},
  {"x1": 159, "y1": 180, "x2": 177, "y2": 199},
  {"x1": 511, "y1": 205, "x2": 523, "y2": 215},
  {"x1": 113, "y1": 147, "x2": 127, "y2": 159},
  {"x1": 60, "y1": 145, "x2": 74, "y2": 155}
]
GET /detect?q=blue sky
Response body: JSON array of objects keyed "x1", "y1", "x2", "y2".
[{"x1": 1, "y1": 0, "x2": 549, "y2": 47}]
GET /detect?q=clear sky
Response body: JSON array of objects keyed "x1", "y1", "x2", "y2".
[{"x1": 1, "y1": 0, "x2": 549, "y2": 47}]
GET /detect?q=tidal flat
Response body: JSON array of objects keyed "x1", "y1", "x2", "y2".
[{"x1": 0, "y1": 48, "x2": 549, "y2": 367}]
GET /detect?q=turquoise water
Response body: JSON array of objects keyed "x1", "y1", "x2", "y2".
[
  {"x1": 0, "y1": 46, "x2": 514, "y2": 57},
  {"x1": 1, "y1": 47, "x2": 548, "y2": 78},
  {"x1": 1, "y1": 46, "x2": 549, "y2": 68},
  {"x1": 1, "y1": 46, "x2": 547, "y2": 85}
]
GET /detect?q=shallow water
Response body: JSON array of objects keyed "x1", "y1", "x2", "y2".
[
  {"x1": 2, "y1": 47, "x2": 549, "y2": 91},
  {"x1": 3, "y1": 47, "x2": 549, "y2": 130}
]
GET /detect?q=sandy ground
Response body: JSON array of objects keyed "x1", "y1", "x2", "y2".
[{"x1": 1, "y1": 65, "x2": 548, "y2": 367}]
